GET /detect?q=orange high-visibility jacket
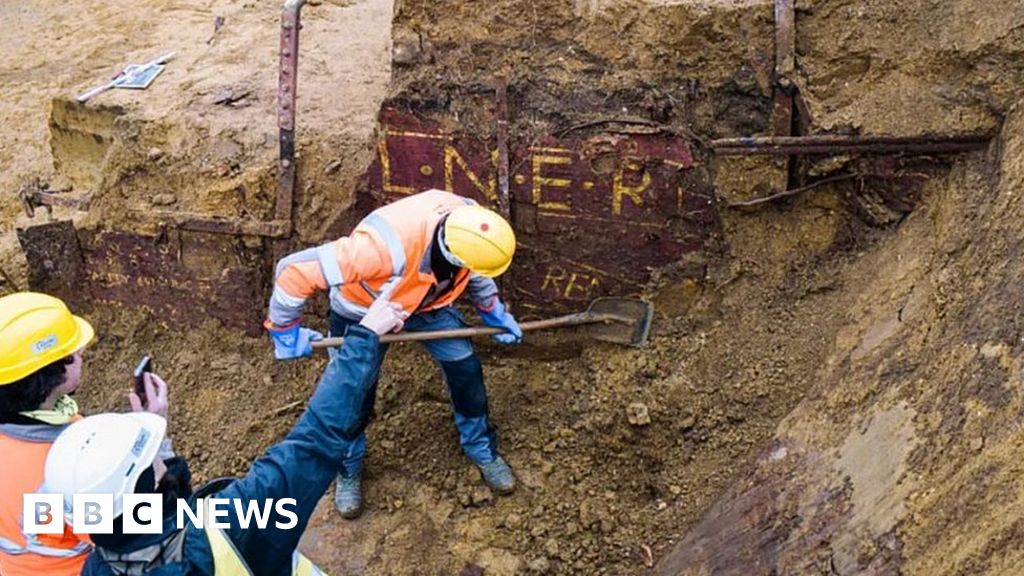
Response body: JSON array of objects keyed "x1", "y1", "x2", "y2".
[
  {"x1": 0, "y1": 420, "x2": 90, "y2": 575},
  {"x1": 268, "y1": 190, "x2": 499, "y2": 325}
]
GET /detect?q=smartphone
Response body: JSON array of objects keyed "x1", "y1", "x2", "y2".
[{"x1": 133, "y1": 356, "x2": 153, "y2": 397}]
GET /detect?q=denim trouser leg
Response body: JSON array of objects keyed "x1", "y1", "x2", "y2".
[
  {"x1": 405, "y1": 307, "x2": 498, "y2": 465},
  {"x1": 330, "y1": 306, "x2": 499, "y2": 469},
  {"x1": 329, "y1": 312, "x2": 388, "y2": 478}
]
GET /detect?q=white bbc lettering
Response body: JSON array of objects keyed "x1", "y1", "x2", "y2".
[
  {"x1": 72, "y1": 494, "x2": 113, "y2": 534},
  {"x1": 205, "y1": 498, "x2": 231, "y2": 529},
  {"x1": 177, "y1": 499, "x2": 203, "y2": 529},
  {"x1": 274, "y1": 498, "x2": 298, "y2": 530},
  {"x1": 22, "y1": 493, "x2": 64, "y2": 535},
  {"x1": 122, "y1": 494, "x2": 164, "y2": 534},
  {"x1": 233, "y1": 499, "x2": 273, "y2": 530},
  {"x1": 25, "y1": 493, "x2": 305, "y2": 533}
]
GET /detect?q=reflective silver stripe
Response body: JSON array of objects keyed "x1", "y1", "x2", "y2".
[
  {"x1": 316, "y1": 243, "x2": 344, "y2": 286},
  {"x1": 329, "y1": 287, "x2": 369, "y2": 319},
  {"x1": 0, "y1": 535, "x2": 25, "y2": 554},
  {"x1": 361, "y1": 214, "x2": 406, "y2": 275},
  {"x1": 272, "y1": 286, "x2": 307, "y2": 309},
  {"x1": 0, "y1": 423, "x2": 67, "y2": 443},
  {"x1": 0, "y1": 535, "x2": 90, "y2": 558}
]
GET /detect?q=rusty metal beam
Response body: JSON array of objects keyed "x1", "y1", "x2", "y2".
[
  {"x1": 711, "y1": 133, "x2": 992, "y2": 155},
  {"x1": 771, "y1": 92, "x2": 794, "y2": 137},
  {"x1": 714, "y1": 143, "x2": 987, "y2": 156},
  {"x1": 772, "y1": 0, "x2": 795, "y2": 137},
  {"x1": 774, "y1": 0, "x2": 795, "y2": 81},
  {"x1": 276, "y1": 0, "x2": 304, "y2": 233}
]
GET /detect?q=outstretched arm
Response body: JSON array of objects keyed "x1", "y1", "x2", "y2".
[{"x1": 219, "y1": 292, "x2": 407, "y2": 574}]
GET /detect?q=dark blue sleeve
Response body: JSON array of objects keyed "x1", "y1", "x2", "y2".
[{"x1": 211, "y1": 326, "x2": 382, "y2": 575}]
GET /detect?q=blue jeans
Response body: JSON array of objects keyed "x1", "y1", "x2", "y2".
[{"x1": 329, "y1": 307, "x2": 499, "y2": 471}]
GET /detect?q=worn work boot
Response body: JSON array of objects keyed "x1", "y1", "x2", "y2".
[
  {"x1": 334, "y1": 473, "x2": 363, "y2": 519},
  {"x1": 478, "y1": 455, "x2": 515, "y2": 495}
]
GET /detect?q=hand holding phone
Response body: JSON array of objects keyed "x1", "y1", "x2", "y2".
[
  {"x1": 134, "y1": 356, "x2": 153, "y2": 400},
  {"x1": 129, "y1": 356, "x2": 169, "y2": 420}
]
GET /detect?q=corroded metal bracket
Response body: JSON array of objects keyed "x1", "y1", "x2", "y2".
[{"x1": 18, "y1": 180, "x2": 91, "y2": 218}]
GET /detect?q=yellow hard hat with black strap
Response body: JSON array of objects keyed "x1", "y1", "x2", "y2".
[
  {"x1": 0, "y1": 292, "x2": 94, "y2": 385},
  {"x1": 443, "y1": 205, "x2": 516, "y2": 278}
]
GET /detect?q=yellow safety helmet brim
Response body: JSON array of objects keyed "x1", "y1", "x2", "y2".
[
  {"x1": 72, "y1": 315, "x2": 96, "y2": 355},
  {"x1": 0, "y1": 293, "x2": 95, "y2": 386},
  {"x1": 444, "y1": 205, "x2": 516, "y2": 278},
  {"x1": 466, "y1": 253, "x2": 512, "y2": 278}
]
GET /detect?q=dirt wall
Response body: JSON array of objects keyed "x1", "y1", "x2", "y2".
[{"x1": 656, "y1": 96, "x2": 1024, "y2": 576}]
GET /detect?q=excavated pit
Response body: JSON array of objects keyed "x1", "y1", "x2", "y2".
[{"x1": 2, "y1": 0, "x2": 1024, "y2": 575}]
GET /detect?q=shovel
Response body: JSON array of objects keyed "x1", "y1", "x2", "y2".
[
  {"x1": 310, "y1": 297, "x2": 653, "y2": 350},
  {"x1": 76, "y1": 52, "x2": 176, "y2": 103}
]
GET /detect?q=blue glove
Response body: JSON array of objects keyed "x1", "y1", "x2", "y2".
[
  {"x1": 476, "y1": 298, "x2": 523, "y2": 344},
  {"x1": 265, "y1": 320, "x2": 324, "y2": 360}
]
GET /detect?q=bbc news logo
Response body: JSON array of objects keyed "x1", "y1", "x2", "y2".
[{"x1": 24, "y1": 494, "x2": 299, "y2": 534}]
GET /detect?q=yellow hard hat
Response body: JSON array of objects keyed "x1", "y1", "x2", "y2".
[
  {"x1": 444, "y1": 205, "x2": 516, "y2": 277},
  {"x1": 0, "y1": 292, "x2": 94, "y2": 385}
]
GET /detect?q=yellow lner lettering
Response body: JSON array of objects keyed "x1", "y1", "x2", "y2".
[
  {"x1": 532, "y1": 155, "x2": 572, "y2": 211},
  {"x1": 563, "y1": 273, "x2": 600, "y2": 299},
  {"x1": 444, "y1": 143, "x2": 497, "y2": 204},
  {"x1": 378, "y1": 135, "x2": 416, "y2": 195},
  {"x1": 540, "y1": 264, "x2": 567, "y2": 295},
  {"x1": 612, "y1": 161, "x2": 651, "y2": 215}
]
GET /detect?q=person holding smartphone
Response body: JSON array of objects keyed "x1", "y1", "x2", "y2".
[
  {"x1": 43, "y1": 289, "x2": 409, "y2": 575},
  {"x1": 0, "y1": 292, "x2": 171, "y2": 576}
]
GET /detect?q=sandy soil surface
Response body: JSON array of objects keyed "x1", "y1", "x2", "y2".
[{"x1": 0, "y1": 0, "x2": 393, "y2": 287}]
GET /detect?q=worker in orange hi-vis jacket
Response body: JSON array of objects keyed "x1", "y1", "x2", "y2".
[{"x1": 264, "y1": 189, "x2": 522, "y2": 519}]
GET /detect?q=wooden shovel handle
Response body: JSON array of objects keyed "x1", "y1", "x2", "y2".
[{"x1": 311, "y1": 311, "x2": 603, "y2": 349}]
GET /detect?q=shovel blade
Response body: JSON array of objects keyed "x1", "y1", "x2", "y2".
[{"x1": 583, "y1": 297, "x2": 654, "y2": 347}]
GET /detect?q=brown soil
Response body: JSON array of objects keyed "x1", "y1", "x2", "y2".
[{"x1": 3, "y1": 0, "x2": 1024, "y2": 575}]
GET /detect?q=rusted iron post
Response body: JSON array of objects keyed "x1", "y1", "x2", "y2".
[
  {"x1": 277, "y1": 0, "x2": 305, "y2": 232},
  {"x1": 495, "y1": 78, "x2": 511, "y2": 221},
  {"x1": 772, "y1": 0, "x2": 795, "y2": 137},
  {"x1": 710, "y1": 133, "x2": 992, "y2": 155}
]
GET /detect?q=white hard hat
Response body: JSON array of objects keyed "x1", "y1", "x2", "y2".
[{"x1": 44, "y1": 412, "x2": 167, "y2": 519}]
